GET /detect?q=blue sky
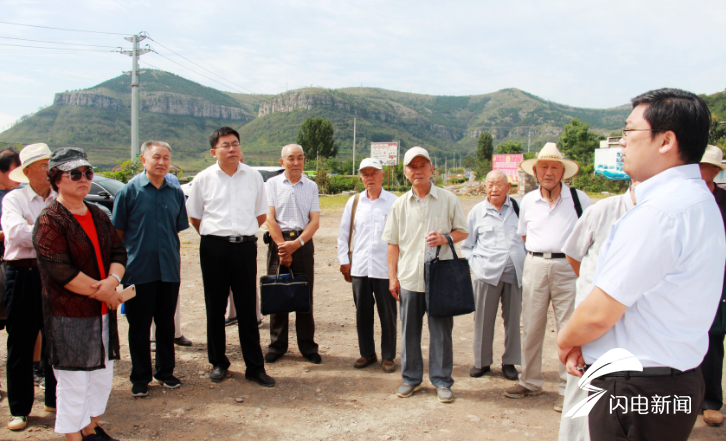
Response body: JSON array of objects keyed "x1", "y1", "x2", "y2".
[{"x1": 1, "y1": 0, "x2": 725, "y2": 131}]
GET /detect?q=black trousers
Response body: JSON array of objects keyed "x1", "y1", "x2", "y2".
[
  {"x1": 267, "y1": 236, "x2": 318, "y2": 356},
  {"x1": 125, "y1": 281, "x2": 180, "y2": 384},
  {"x1": 4, "y1": 264, "x2": 56, "y2": 416},
  {"x1": 588, "y1": 368, "x2": 704, "y2": 441},
  {"x1": 199, "y1": 236, "x2": 264, "y2": 375},
  {"x1": 701, "y1": 332, "x2": 725, "y2": 410},
  {"x1": 351, "y1": 276, "x2": 397, "y2": 360}
]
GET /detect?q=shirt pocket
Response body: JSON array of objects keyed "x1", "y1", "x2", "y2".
[{"x1": 478, "y1": 225, "x2": 497, "y2": 248}]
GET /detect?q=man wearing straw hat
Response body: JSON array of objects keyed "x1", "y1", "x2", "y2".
[
  {"x1": 698, "y1": 144, "x2": 726, "y2": 427},
  {"x1": 2, "y1": 143, "x2": 57, "y2": 431},
  {"x1": 503, "y1": 142, "x2": 590, "y2": 412}
]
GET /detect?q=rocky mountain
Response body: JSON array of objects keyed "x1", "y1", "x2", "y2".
[{"x1": 0, "y1": 70, "x2": 635, "y2": 172}]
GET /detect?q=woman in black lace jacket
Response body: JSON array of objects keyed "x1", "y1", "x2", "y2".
[{"x1": 33, "y1": 148, "x2": 126, "y2": 441}]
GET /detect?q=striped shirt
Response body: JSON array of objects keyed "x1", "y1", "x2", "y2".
[{"x1": 266, "y1": 173, "x2": 320, "y2": 231}]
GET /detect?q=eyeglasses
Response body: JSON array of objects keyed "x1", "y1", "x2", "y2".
[
  {"x1": 622, "y1": 128, "x2": 661, "y2": 138},
  {"x1": 216, "y1": 142, "x2": 240, "y2": 150},
  {"x1": 62, "y1": 169, "x2": 94, "y2": 181}
]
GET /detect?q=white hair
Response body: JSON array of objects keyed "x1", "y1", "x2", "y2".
[
  {"x1": 281, "y1": 144, "x2": 304, "y2": 158},
  {"x1": 141, "y1": 141, "x2": 172, "y2": 157}
]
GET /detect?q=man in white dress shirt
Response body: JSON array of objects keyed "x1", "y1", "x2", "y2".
[
  {"x1": 2, "y1": 143, "x2": 57, "y2": 431},
  {"x1": 558, "y1": 183, "x2": 637, "y2": 441},
  {"x1": 186, "y1": 127, "x2": 274, "y2": 387},
  {"x1": 558, "y1": 88, "x2": 724, "y2": 441},
  {"x1": 461, "y1": 170, "x2": 525, "y2": 382},
  {"x1": 504, "y1": 142, "x2": 590, "y2": 413},
  {"x1": 337, "y1": 158, "x2": 398, "y2": 373}
]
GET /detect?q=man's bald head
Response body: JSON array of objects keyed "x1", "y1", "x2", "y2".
[{"x1": 281, "y1": 144, "x2": 304, "y2": 158}]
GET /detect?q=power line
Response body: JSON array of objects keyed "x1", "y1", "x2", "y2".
[
  {"x1": 0, "y1": 21, "x2": 127, "y2": 36},
  {"x1": 143, "y1": 33, "x2": 260, "y2": 98},
  {"x1": 0, "y1": 42, "x2": 117, "y2": 52},
  {"x1": 0, "y1": 36, "x2": 121, "y2": 49},
  {"x1": 148, "y1": 49, "x2": 261, "y2": 102}
]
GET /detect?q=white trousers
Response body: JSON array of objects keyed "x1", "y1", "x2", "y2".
[
  {"x1": 519, "y1": 254, "x2": 576, "y2": 396},
  {"x1": 53, "y1": 315, "x2": 113, "y2": 434},
  {"x1": 558, "y1": 372, "x2": 591, "y2": 441}
]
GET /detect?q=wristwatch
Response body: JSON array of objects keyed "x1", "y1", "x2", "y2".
[{"x1": 299, "y1": 237, "x2": 305, "y2": 247}]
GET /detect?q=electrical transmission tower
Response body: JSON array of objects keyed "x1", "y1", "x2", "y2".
[{"x1": 121, "y1": 34, "x2": 150, "y2": 159}]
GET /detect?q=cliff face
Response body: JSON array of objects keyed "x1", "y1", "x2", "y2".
[
  {"x1": 53, "y1": 91, "x2": 253, "y2": 121},
  {"x1": 54, "y1": 92, "x2": 122, "y2": 110}
]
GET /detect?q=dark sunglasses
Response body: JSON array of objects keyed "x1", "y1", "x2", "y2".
[{"x1": 62, "y1": 169, "x2": 94, "y2": 182}]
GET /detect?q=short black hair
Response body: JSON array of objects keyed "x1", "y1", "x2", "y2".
[
  {"x1": 209, "y1": 127, "x2": 240, "y2": 149},
  {"x1": 631, "y1": 88, "x2": 711, "y2": 164},
  {"x1": 0, "y1": 149, "x2": 21, "y2": 173},
  {"x1": 48, "y1": 168, "x2": 64, "y2": 192}
]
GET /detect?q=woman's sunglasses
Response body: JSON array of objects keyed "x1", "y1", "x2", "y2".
[{"x1": 62, "y1": 169, "x2": 94, "y2": 182}]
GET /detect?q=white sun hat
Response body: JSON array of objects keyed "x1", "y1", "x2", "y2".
[
  {"x1": 700, "y1": 145, "x2": 726, "y2": 170},
  {"x1": 9, "y1": 143, "x2": 52, "y2": 184},
  {"x1": 519, "y1": 142, "x2": 580, "y2": 180}
]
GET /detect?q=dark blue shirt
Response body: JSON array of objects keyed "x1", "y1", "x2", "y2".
[{"x1": 112, "y1": 174, "x2": 189, "y2": 285}]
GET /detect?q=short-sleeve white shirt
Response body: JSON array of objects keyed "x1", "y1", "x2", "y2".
[
  {"x1": 562, "y1": 190, "x2": 633, "y2": 307},
  {"x1": 266, "y1": 173, "x2": 320, "y2": 231},
  {"x1": 582, "y1": 165, "x2": 726, "y2": 370},
  {"x1": 185, "y1": 162, "x2": 267, "y2": 236},
  {"x1": 337, "y1": 189, "x2": 398, "y2": 279},
  {"x1": 517, "y1": 183, "x2": 591, "y2": 253}
]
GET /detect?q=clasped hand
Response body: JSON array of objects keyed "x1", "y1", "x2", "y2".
[
  {"x1": 89, "y1": 277, "x2": 124, "y2": 310},
  {"x1": 277, "y1": 239, "x2": 300, "y2": 267},
  {"x1": 425, "y1": 231, "x2": 447, "y2": 248}
]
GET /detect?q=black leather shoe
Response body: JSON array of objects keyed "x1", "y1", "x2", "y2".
[
  {"x1": 502, "y1": 364, "x2": 519, "y2": 380},
  {"x1": 245, "y1": 371, "x2": 276, "y2": 387},
  {"x1": 265, "y1": 352, "x2": 281, "y2": 363},
  {"x1": 470, "y1": 366, "x2": 490, "y2": 377},
  {"x1": 305, "y1": 353, "x2": 322, "y2": 364},
  {"x1": 210, "y1": 366, "x2": 227, "y2": 383}
]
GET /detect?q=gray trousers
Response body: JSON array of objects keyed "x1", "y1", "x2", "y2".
[
  {"x1": 472, "y1": 279, "x2": 521, "y2": 368},
  {"x1": 400, "y1": 289, "x2": 454, "y2": 388},
  {"x1": 352, "y1": 276, "x2": 397, "y2": 361},
  {"x1": 559, "y1": 373, "x2": 590, "y2": 441}
]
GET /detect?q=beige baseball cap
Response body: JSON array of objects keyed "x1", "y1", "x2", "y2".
[
  {"x1": 700, "y1": 145, "x2": 726, "y2": 170},
  {"x1": 403, "y1": 146, "x2": 431, "y2": 166},
  {"x1": 358, "y1": 158, "x2": 383, "y2": 171}
]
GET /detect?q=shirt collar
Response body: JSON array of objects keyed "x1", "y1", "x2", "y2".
[
  {"x1": 213, "y1": 161, "x2": 244, "y2": 175},
  {"x1": 409, "y1": 182, "x2": 437, "y2": 201},
  {"x1": 483, "y1": 195, "x2": 510, "y2": 213},
  {"x1": 138, "y1": 172, "x2": 168, "y2": 189},
  {"x1": 25, "y1": 183, "x2": 56, "y2": 202},
  {"x1": 534, "y1": 182, "x2": 570, "y2": 201},
  {"x1": 362, "y1": 188, "x2": 391, "y2": 201},
  {"x1": 283, "y1": 172, "x2": 304, "y2": 186},
  {"x1": 633, "y1": 164, "x2": 700, "y2": 205}
]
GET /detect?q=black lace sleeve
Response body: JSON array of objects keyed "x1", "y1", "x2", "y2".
[{"x1": 33, "y1": 211, "x2": 81, "y2": 288}]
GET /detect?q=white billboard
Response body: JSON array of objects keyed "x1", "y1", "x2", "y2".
[
  {"x1": 594, "y1": 147, "x2": 630, "y2": 180},
  {"x1": 371, "y1": 142, "x2": 399, "y2": 166}
]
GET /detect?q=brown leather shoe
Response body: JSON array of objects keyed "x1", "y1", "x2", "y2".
[
  {"x1": 381, "y1": 359, "x2": 395, "y2": 373},
  {"x1": 704, "y1": 409, "x2": 724, "y2": 426},
  {"x1": 354, "y1": 354, "x2": 377, "y2": 369}
]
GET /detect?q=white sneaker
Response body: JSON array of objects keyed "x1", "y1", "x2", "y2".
[{"x1": 8, "y1": 416, "x2": 27, "y2": 431}]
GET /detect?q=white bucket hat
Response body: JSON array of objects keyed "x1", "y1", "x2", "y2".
[
  {"x1": 9, "y1": 143, "x2": 52, "y2": 184},
  {"x1": 700, "y1": 145, "x2": 726, "y2": 170},
  {"x1": 519, "y1": 142, "x2": 579, "y2": 180}
]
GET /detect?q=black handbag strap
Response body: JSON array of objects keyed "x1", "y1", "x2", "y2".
[
  {"x1": 570, "y1": 186, "x2": 583, "y2": 218},
  {"x1": 276, "y1": 265, "x2": 295, "y2": 279},
  {"x1": 434, "y1": 234, "x2": 458, "y2": 260}
]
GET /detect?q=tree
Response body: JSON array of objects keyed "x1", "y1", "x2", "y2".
[
  {"x1": 496, "y1": 141, "x2": 524, "y2": 154},
  {"x1": 476, "y1": 132, "x2": 493, "y2": 163},
  {"x1": 557, "y1": 118, "x2": 600, "y2": 165},
  {"x1": 297, "y1": 117, "x2": 339, "y2": 160},
  {"x1": 463, "y1": 154, "x2": 476, "y2": 169}
]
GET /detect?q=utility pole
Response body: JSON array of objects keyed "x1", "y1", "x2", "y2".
[
  {"x1": 528, "y1": 129, "x2": 531, "y2": 153},
  {"x1": 121, "y1": 34, "x2": 150, "y2": 159},
  {"x1": 352, "y1": 117, "x2": 356, "y2": 175}
]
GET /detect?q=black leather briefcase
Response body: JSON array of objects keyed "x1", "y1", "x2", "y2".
[
  {"x1": 260, "y1": 266, "x2": 311, "y2": 315},
  {"x1": 424, "y1": 234, "x2": 476, "y2": 317}
]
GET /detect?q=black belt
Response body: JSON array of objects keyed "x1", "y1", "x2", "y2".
[
  {"x1": 585, "y1": 365, "x2": 696, "y2": 378},
  {"x1": 205, "y1": 235, "x2": 257, "y2": 244},
  {"x1": 7, "y1": 258, "x2": 38, "y2": 268},
  {"x1": 528, "y1": 252, "x2": 566, "y2": 259},
  {"x1": 282, "y1": 230, "x2": 303, "y2": 238}
]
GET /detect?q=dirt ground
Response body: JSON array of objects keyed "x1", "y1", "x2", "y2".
[{"x1": 0, "y1": 195, "x2": 724, "y2": 441}]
